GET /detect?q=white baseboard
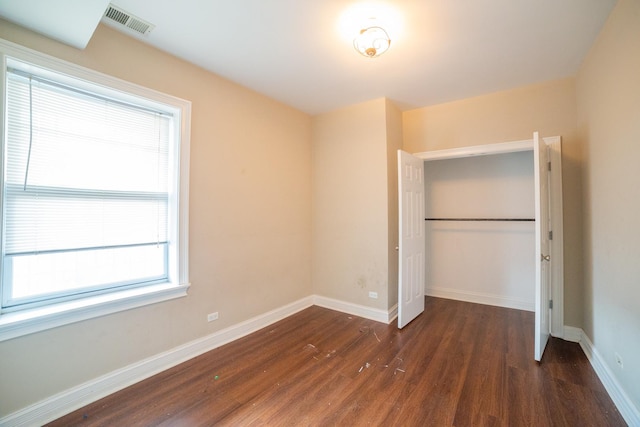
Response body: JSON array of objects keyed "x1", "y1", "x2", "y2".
[
  {"x1": 0, "y1": 295, "x2": 399, "y2": 426},
  {"x1": 562, "y1": 325, "x2": 583, "y2": 343},
  {"x1": 425, "y1": 287, "x2": 534, "y2": 312},
  {"x1": 388, "y1": 303, "x2": 398, "y2": 323},
  {"x1": 312, "y1": 295, "x2": 397, "y2": 324},
  {"x1": 0, "y1": 296, "x2": 315, "y2": 427},
  {"x1": 564, "y1": 326, "x2": 640, "y2": 427}
]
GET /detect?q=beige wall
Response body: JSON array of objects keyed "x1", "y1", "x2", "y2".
[
  {"x1": 576, "y1": 0, "x2": 640, "y2": 410},
  {"x1": 0, "y1": 21, "x2": 312, "y2": 416},
  {"x1": 403, "y1": 78, "x2": 583, "y2": 327},
  {"x1": 312, "y1": 98, "x2": 393, "y2": 310},
  {"x1": 385, "y1": 99, "x2": 402, "y2": 309}
]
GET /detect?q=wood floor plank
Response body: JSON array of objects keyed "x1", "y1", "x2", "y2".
[{"x1": 47, "y1": 297, "x2": 627, "y2": 427}]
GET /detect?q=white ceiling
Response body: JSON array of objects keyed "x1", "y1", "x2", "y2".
[
  {"x1": 0, "y1": 0, "x2": 110, "y2": 49},
  {"x1": 1, "y1": 0, "x2": 617, "y2": 115}
]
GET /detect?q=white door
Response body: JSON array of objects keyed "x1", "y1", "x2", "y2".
[
  {"x1": 534, "y1": 132, "x2": 551, "y2": 361},
  {"x1": 397, "y1": 150, "x2": 425, "y2": 328}
]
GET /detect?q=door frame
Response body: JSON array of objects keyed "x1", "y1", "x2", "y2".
[
  {"x1": 546, "y1": 136, "x2": 564, "y2": 338},
  {"x1": 411, "y1": 136, "x2": 564, "y2": 339}
]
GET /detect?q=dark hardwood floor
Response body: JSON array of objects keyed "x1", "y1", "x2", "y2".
[{"x1": 48, "y1": 297, "x2": 626, "y2": 426}]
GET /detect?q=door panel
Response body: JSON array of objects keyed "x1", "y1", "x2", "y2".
[
  {"x1": 398, "y1": 150, "x2": 425, "y2": 328},
  {"x1": 534, "y1": 132, "x2": 551, "y2": 361}
]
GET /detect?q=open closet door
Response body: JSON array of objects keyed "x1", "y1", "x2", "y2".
[
  {"x1": 534, "y1": 132, "x2": 551, "y2": 361},
  {"x1": 397, "y1": 150, "x2": 425, "y2": 328}
]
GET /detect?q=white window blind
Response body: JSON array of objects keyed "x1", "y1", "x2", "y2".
[{"x1": 2, "y1": 67, "x2": 173, "y2": 308}]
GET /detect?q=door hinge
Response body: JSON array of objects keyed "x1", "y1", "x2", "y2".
[
  {"x1": 549, "y1": 230, "x2": 553, "y2": 240},
  {"x1": 549, "y1": 300, "x2": 553, "y2": 309},
  {"x1": 548, "y1": 161, "x2": 551, "y2": 171}
]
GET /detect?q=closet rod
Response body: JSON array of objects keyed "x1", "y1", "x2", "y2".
[{"x1": 425, "y1": 218, "x2": 534, "y2": 222}]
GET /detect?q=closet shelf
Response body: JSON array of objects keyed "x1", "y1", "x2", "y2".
[{"x1": 425, "y1": 218, "x2": 534, "y2": 222}]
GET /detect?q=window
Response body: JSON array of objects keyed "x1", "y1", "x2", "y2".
[{"x1": 0, "y1": 41, "x2": 190, "y2": 340}]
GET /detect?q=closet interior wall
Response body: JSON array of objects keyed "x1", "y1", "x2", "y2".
[{"x1": 424, "y1": 151, "x2": 536, "y2": 311}]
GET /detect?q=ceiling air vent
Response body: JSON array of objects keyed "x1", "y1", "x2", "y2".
[{"x1": 103, "y1": 4, "x2": 155, "y2": 36}]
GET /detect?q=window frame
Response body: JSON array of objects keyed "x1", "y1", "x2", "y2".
[{"x1": 0, "y1": 38, "x2": 191, "y2": 342}]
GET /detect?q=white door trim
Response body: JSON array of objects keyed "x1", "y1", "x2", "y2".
[
  {"x1": 413, "y1": 139, "x2": 533, "y2": 161},
  {"x1": 544, "y1": 136, "x2": 564, "y2": 338}
]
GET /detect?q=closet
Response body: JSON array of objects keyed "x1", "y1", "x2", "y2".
[
  {"x1": 424, "y1": 151, "x2": 535, "y2": 311},
  {"x1": 398, "y1": 134, "x2": 564, "y2": 361}
]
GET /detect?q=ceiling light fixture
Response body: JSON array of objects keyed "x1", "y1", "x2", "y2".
[{"x1": 353, "y1": 26, "x2": 391, "y2": 58}]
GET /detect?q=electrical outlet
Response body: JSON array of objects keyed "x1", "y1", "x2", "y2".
[
  {"x1": 368, "y1": 291, "x2": 378, "y2": 299},
  {"x1": 207, "y1": 312, "x2": 219, "y2": 322},
  {"x1": 615, "y1": 352, "x2": 623, "y2": 369}
]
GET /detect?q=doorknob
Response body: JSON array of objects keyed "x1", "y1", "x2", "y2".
[
  {"x1": 541, "y1": 254, "x2": 550, "y2": 262},
  {"x1": 395, "y1": 246, "x2": 399, "y2": 251}
]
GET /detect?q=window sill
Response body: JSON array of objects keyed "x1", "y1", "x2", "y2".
[{"x1": 0, "y1": 282, "x2": 190, "y2": 342}]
